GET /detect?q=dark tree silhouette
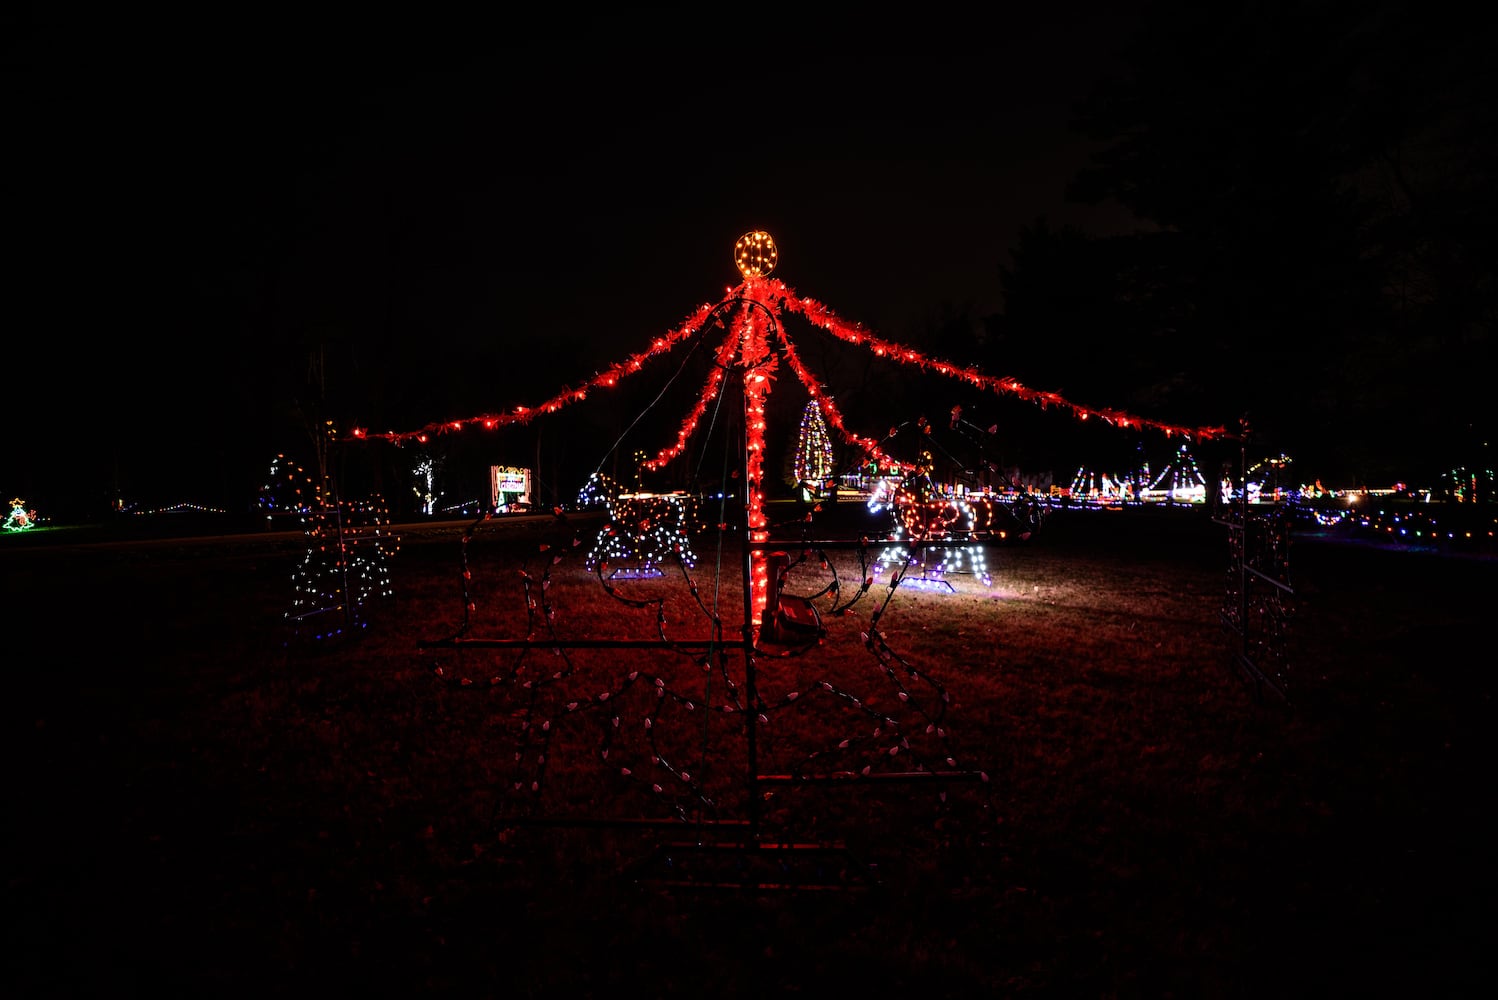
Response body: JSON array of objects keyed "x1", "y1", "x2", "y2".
[{"x1": 1059, "y1": 0, "x2": 1496, "y2": 485}]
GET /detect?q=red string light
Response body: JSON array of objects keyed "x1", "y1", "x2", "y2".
[{"x1": 347, "y1": 276, "x2": 1229, "y2": 447}]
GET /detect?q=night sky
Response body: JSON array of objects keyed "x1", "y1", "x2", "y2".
[{"x1": 6, "y1": 4, "x2": 1489, "y2": 518}]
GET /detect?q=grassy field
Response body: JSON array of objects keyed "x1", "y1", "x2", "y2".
[{"x1": 4, "y1": 505, "x2": 1493, "y2": 997}]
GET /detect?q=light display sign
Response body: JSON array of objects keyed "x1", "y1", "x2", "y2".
[{"x1": 490, "y1": 466, "x2": 532, "y2": 510}]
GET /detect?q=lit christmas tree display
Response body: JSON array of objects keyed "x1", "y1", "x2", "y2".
[
  {"x1": 4, "y1": 498, "x2": 39, "y2": 531},
  {"x1": 792, "y1": 398, "x2": 835, "y2": 499}
]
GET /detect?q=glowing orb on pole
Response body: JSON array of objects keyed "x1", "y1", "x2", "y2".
[{"x1": 734, "y1": 230, "x2": 778, "y2": 278}]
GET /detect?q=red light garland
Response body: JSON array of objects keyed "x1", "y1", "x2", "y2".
[{"x1": 346, "y1": 277, "x2": 1229, "y2": 448}]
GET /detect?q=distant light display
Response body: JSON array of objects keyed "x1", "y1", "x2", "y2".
[
  {"x1": 490, "y1": 465, "x2": 531, "y2": 510},
  {"x1": 4, "y1": 498, "x2": 38, "y2": 531},
  {"x1": 1070, "y1": 468, "x2": 1137, "y2": 504},
  {"x1": 1143, "y1": 442, "x2": 1207, "y2": 503}
]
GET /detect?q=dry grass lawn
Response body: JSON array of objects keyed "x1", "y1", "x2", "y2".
[{"x1": 4, "y1": 504, "x2": 1492, "y2": 997}]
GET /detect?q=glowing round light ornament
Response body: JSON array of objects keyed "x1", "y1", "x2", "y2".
[{"x1": 734, "y1": 230, "x2": 778, "y2": 278}]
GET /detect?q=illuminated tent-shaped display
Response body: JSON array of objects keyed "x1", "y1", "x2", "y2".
[{"x1": 351, "y1": 232, "x2": 1231, "y2": 622}]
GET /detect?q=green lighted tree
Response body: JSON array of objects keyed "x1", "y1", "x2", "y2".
[{"x1": 792, "y1": 398, "x2": 835, "y2": 499}]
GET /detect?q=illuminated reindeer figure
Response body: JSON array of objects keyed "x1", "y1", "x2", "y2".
[
  {"x1": 576, "y1": 472, "x2": 699, "y2": 579},
  {"x1": 871, "y1": 471, "x2": 995, "y2": 589}
]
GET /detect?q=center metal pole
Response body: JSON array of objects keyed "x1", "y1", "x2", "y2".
[{"x1": 738, "y1": 366, "x2": 762, "y2": 841}]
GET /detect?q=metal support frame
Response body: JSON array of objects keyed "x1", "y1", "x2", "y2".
[{"x1": 1216, "y1": 422, "x2": 1294, "y2": 703}]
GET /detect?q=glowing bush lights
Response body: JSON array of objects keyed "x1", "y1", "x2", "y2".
[{"x1": 1223, "y1": 458, "x2": 1498, "y2": 555}]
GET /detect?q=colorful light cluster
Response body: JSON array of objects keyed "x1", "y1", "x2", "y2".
[
  {"x1": 792, "y1": 398, "x2": 835, "y2": 496},
  {"x1": 1142, "y1": 443, "x2": 1207, "y2": 502},
  {"x1": 285, "y1": 494, "x2": 399, "y2": 642},
  {"x1": 1445, "y1": 463, "x2": 1495, "y2": 503},
  {"x1": 4, "y1": 497, "x2": 38, "y2": 531},
  {"x1": 265, "y1": 456, "x2": 400, "y2": 643},
  {"x1": 1070, "y1": 468, "x2": 1139, "y2": 504},
  {"x1": 576, "y1": 473, "x2": 701, "y2": 578},
  {"x1": 259, "y1": 452, "x2": 321, "y2": 519},
  {"x1": 1070, "y1": 444, "x2": 1218, "y2": 505}
]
